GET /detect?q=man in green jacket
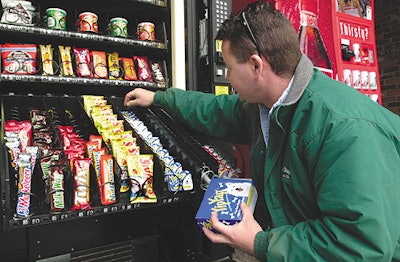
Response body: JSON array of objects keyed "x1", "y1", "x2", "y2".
[{"x1": 124, "y1": 1, "x2": 400, "y2": 261}]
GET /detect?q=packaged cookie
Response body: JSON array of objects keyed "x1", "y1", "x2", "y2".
[{"x1": 91, "y1": 51, "x2": 108, "y2": 79}]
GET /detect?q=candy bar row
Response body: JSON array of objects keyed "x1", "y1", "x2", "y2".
[{"x1": 0, "y1": 43, "x2": 166, "y2": 84}]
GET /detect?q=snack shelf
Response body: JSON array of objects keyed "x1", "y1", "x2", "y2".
[{"x1": 0, "y1": 74, "x2": 166, "y2": 89}]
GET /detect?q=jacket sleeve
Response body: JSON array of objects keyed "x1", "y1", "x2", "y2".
[
  {"x1": 154, "y1": 87, "x2": 251, "y2": 144},
  {"x1": 254, "y1": 118, "x2": 400, "y2": 261}
]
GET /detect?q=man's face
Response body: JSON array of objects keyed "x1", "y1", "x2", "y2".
[{"x1": 222, "y1": 40, "x2": 259, "y2": 103}]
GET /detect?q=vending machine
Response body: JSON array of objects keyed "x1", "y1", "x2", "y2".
[{"x1": 0, "y1": 0, "x2": 237, "y2": 261}]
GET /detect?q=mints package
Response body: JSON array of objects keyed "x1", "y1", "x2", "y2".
[{"x1": 196, "y1": 178, "x2": 257, "y2": 232}]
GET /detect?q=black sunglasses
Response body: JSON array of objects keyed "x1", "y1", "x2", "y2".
[{"x1": 240, "y1": 10, "x2": 262, "y2": 56}]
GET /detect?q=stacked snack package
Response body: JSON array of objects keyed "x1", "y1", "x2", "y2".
[
  {"x1": 58, "y1": 46, "x2": 75, "y2": 76},
  {"x1": 58, "y1": 125, "x2": 91, "y2": 211},
  {"x1": 82, "y1": 95, "x2": 157, "y2": 204},
  {"x1": 121, "y1": 110, "x2": 193, "y2": 193},
  {"x1": 99, "y1": 154, "x2": 117, "y2": 205},
  {"x1": 86, "y1": 133, "x2": 117, "y2": 206},
  {"x1": 4, "y1": 119, "x2": 37, "y2": 218},
  {"x1": 127, "y1": 154, "x2": 156, "y2": 203},
  {"x1": 30, "y1": 109, "x2": 66, "y2": 213}
]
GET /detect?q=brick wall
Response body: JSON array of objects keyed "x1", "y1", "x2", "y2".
[{"x1": 375, "y1": 0, "x2": 400, "y2": 115}]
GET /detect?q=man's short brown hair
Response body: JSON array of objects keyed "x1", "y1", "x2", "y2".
[{"x1": 217, "y1": 1, "x2": 302, "y2": 77}]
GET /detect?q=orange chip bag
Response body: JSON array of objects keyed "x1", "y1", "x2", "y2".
[{"x1": 121, "y1": 57, "x2": 137, "y2": 81}]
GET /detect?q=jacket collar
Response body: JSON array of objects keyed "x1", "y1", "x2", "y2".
[{"x1": 282, "y1": 55, "x2": 314, "y2": 106}]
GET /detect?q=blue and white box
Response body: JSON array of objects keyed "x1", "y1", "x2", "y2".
[{"x1": 196, "y1": 178, "x2": 258, "y2": 232}]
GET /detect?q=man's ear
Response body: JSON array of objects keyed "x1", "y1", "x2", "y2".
[{"x1": 250, "y1": 54, "x2": 263, "y2": 74}]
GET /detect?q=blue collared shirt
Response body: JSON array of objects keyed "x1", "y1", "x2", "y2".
[{"x1": 259, "y1": 77, "x2": 294, "y2": 146}]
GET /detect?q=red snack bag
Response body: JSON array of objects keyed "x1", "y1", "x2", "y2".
[
  {"x1": 4, "y1": 120, "x2": 32, "y2": 153},
  {"x1": 1, "y1": 43, "x2": 37, "y2": 74},
  {"x1": 58, "y1": 125, "x2": 74, "y2": 136},
  {"x1": 73, "y1": 47, "x2": 92, "y2": 78},
  {"x1": 89, "y1": 134, "x2": 103, "y2": 149},
  {"x1": 99, "y1": 154, "x2": 116, "y2": 205},
  {"x1": 133, "y1": 56, "x2": 152, "y2": 82}
]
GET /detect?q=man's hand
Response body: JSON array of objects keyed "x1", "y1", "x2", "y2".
[
  {"x1": 124, "y1": 88, "x2": 155, "y2": 107},
  {"x1": 203, "y1": 202, "x2": 263, "y2": 256}
]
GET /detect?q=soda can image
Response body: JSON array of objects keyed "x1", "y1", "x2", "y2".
[
  {"x1": 369, "y1": 71, "x2": 377, "y2": 90},
  {"x1": 343, "y1": 69, "x2": 352, "y2": 86},
  {"x1": 352, "y1": 70, "x2": 361, "y2": 89},
  {"x1": 361, "y1": 71, "x2": 369, "y2": 89}
]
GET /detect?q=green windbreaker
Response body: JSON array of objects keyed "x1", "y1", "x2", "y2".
[{"x1": 154, "y1": 55, "x2": 400, "y2": 261}]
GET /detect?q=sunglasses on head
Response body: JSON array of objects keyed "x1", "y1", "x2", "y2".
[{"x1": 240, "y1": 10, "x2": 262, "y2": 56}]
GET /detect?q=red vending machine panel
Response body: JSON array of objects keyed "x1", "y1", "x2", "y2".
[{"x1": 332, "y1": 0, "x2": 381, "y2": 104}]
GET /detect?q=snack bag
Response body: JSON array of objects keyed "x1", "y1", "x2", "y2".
[
  {"x1": 127, "y1": 154, "x2": 156, "y2": 203},
  {"x1": 120, "y1": 57, "x2": 137, "y2": 81},
  {"x1": 99, "y1": 154, "x2": 116, "y2": 205},
  {"x1": 92, "y1": 51, "x2": 108, "y2": 79},
  {"x1": 71, "y1": 158, "x2": 92, "y2": 211},
  {"x1": 73, "y1": 47, "x2": 92, "y2": 78},
  {"x1": 1, "y1": 43, "x2": 37, "y2": 74},
  {"x1": 107, "y1": 52, "x2": 122, "y2": 80},
  {"x1": 133, "y1": 56, "x2": 152, "y2": 82},
  {"x1": 151, "y1": 61, "x2": 165, "y2": 84},
  {"x1": 40, "y1": 44, "x2": 55, "y2": 75},
  {"x1": 58, "y1": 46, "x2": 74, "y2": 76}
]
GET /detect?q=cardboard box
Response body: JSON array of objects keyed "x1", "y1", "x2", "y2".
[{"x1": 196, "y1": 178, "x2": 258, "y2": 232}]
